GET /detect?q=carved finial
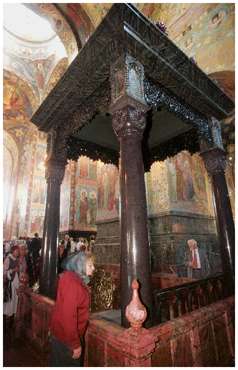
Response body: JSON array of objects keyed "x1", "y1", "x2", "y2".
[{"x1": 125, "y1": 279, "x2": 147, "y2": 332}]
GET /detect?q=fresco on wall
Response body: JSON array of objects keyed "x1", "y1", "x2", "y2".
[
  {"x1": 146, "y1": 151, "x2": 212, "y2": 217},
  {"x1": 73, "y1": 156, "x2": 97, "y2": 231},
  {"x1": 30, "y1": 138, "x2": 47, "y2": 236},
  {"x1": 97, "y1": 162, "x2": 119, "y2": 221},
  {"x1": 4, "y1": 72, "x2": 33, "y2": 122},
  {"x1": 146, "y1": 161, "x2": 170, "y2": 215},
  {"x1": 30, "y1": 207, "x2": 45, "y2": 235},
  {"x1": 174, "y1": 151, "x2": 195, "y2": 201},
  {"x1": 225, "y1": 165, "x2": 235, "y2": 218},
  {"x1": 60, "y1": 162, "x2": 71, "y2": 231}
]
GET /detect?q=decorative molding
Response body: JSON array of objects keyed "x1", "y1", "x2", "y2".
[
  {"x1": 66, "y1": 136, "x2": 119, "y2": 165},
  {"x1": 144, "y1": 79, "x2": 213, "y2": 144}
]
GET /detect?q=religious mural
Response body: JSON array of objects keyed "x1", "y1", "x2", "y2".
[
  {"x1": 146, "y1": 151, "x2": 212, "y2": 217},
  {"x1": 73, "y1": 156, "x2": 98, "y2": 231},
  {"x1": 60, "y1": 162, "x2": 72, "y2": 232},
  {"x1": 3, "y1": 71, "x2": 33, "y2": 123},
  {"x1": 29, "y1": 137, "x2": 47, "y2": 236},
  {"x1": 3, "y1": 132, "x2": 19, "y2": 239},
  {"x1": 96, "y1": 162, "x2": 119, "y2": 221},
  {"x1": 145, "y1": 161, "x2": 170, "y2": 214}
]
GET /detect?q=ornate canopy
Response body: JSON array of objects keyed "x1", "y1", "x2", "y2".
[{"x1": 31, "y1": 4, "x2": 234, "y2": 167}]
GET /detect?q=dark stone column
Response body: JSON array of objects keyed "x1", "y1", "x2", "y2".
[
  {"x1": 110, "y1": 54, "x2": 153, "y2": 327},
  {"x1": 111, "y1": 100, "x2": 153, "y2": 327},
  {"x1": 200, "y1": 147, "x2": 235, "y2": 292},
  {"x1": 39, "y1": 130, "x2": 67, "y2": 299},
  {"x1": 39, "y1": 160, "x2": 65, "y2": 299}
]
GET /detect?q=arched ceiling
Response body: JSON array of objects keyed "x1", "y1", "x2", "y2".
[
  {"x1": 3, "y1": 3, "x2": 234, "y2": 137},
  {"x1": 4, "y1": 70, "x2": 35, "y2": 124}
]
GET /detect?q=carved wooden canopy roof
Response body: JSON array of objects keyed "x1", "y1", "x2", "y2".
[{"x1": 31, "y1": 4, "x2": 234, "y2": 166}]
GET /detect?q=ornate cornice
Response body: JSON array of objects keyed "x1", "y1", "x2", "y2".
[{"x1": 144, "y1": 79, "x2": 213, "y2": 144}]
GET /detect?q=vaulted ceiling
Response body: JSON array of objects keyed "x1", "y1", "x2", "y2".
[{"x1": 3, "y1": 3, "x2": 235, "y2": 135}]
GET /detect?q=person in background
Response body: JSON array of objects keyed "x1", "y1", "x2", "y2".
[
  {"x1": 18, "y1": 245, "x2": 28, "y2": 275},
  {"x1": 57, "y1": 241, "x2": 68, "y2": 274},
  {"x1": 76, "y1": 238, "x2": 85, "y2": 252},
  {"x1": 49, "y1": 252, "x2": 95, "y2": 366},
  {"x1": 185, "y1": 239, "x2": 201, "y2": 279},
  {"x1": 29, "y1": 233, "x2": 41, "y2": 283},
  {"x1": 3, "y1": 245, "x2": 20, "y2": 319},
  {"x1": 70, "y1": 237, "x2": 76, "y2": 254},
  {"x1": 64, "y1": 234, "x2": 71, "y2": 256},
  {"x1": 89, "y1": 235, "x2": 95, "y2": 253}
]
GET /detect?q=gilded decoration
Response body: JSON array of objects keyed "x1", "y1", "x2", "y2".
[{"x1": 89, "y1": 268, "x2": 117, "y2": 312}]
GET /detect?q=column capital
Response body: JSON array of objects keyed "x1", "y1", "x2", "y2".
[
  {"x1": 111, "y1": 96, "x2": 148, "y2": 139},
  {"x1": 200, "y1": 147, "x2": 227, "y2": 175}
]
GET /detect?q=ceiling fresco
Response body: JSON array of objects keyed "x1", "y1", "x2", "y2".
[
  {"x1": 3, "y1": 3, "x2": 234, "y2": 130},
  {"x1": 4, "y1": 70, "x2": 35, "y2": 124}
]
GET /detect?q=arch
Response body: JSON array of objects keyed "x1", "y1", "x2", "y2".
[
  {"x1": 3, "y1": 131, "x2": 19, "y2": 238},
  {"x1": 3, "y1": 69, "x2": 38, "y2": 124},
  {"x1": 43, "y1": 57, "x2": 68, "y2": 100},
  {"x1": 24, "y1": 4, "x2": 78, "y2": 63}
]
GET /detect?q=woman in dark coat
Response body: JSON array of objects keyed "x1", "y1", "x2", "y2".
[{"x1": 49, "y1": 252, "x2": 95, "y2": 366}]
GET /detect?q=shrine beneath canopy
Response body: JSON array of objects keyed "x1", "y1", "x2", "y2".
[{"x1": 31, "y1": 3, "x2": 234, "y2": 327}]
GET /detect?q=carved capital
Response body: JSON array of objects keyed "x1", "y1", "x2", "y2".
[
  {"x1": 111, "y1": 99, "x2": 148, "y2": 139},
  {"x1": 45, "y1": 160, "x2": 66, "y2": 185},
  {"x1": 200, "y1": 147, "x2": 227, "y2": 175}
]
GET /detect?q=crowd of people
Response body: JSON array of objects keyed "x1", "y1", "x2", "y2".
[{"x1": 3, "y1": 232, "x2": 96, "y2": 366}]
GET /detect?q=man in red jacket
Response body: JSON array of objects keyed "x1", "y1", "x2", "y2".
[{"x1": 49, "y1": 251, "x2": 95, "y2": 366}]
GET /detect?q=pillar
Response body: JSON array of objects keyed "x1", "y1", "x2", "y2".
[
  {"x1": 200, "y1": 119, "x2": 235, "y2": 292},
  {"x1": 39, "y1": 130, "x2": 67, "y2": 299},
  {"x1": 110, "y1": 54, "x2": 153, "y2": 327}
]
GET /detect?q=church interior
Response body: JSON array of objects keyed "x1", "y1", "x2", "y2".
[{"x1": 3, "y1": 3, "x2": 235, "y2": 367}]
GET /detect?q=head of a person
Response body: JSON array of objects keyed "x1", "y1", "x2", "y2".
[
  {"x1": 11, "y1": 245, "x2": 20, "y2": 258},
  {"x1": 187, "y1": 239, "x2": 198, "y2": 251},
  {"x1": 19, "y1": 245, "x2": 27, "y2": 257},
  {"x1": 65, "y1": 234, "x2": 69, "y2": 241},
  {"x1": 63, "y1": 252, "x2": 95, "y2": 284},
  {"x1": 34, "y1": 233, "x2": 39, "y2": 238}
]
